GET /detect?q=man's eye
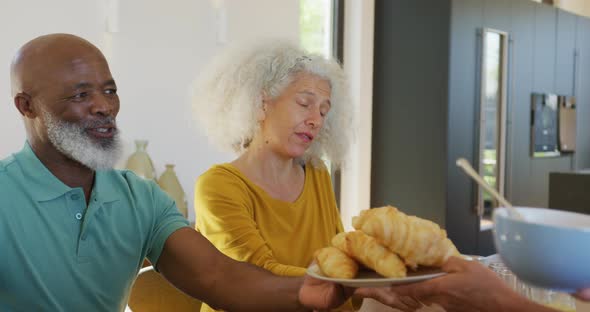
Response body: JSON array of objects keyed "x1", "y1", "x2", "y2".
[
  {"x1": 72, "y1": 92, "x2": 88, "y2": 99},
  {"x1": 105, "y1": 88, "x2": 117, "y2": 95}
]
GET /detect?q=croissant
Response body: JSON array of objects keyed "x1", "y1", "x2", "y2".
[
  {"x1": 314, "y1": 247, "x2": 358, "y2": 279},
  {"x1": 331, "y1": 231, "x2": 407, "y2": 278},
  {"x1": 352, "y1": 206, "x2": 460, "y2": 269}
]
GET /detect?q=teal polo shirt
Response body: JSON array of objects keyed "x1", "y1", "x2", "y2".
[{"x1": 0, "y1": 143, "x2": 190, "y2": 311}]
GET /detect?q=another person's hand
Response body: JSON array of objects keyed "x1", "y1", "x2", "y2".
[
  {"x1": 354, "y1": 256, "x2": 553, "y2": 312},
  {"x1": 575, "y1": 288, "x2": 590, "y2": 301},
  {"x1": 299, "y1": 274, "x2": 355, "y2": 311}
]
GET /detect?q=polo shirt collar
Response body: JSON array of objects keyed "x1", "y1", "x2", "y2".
[
  {"x1": 14, "y1": 142, "x2": 72, "y2": 201},
  {"x1": 14, "y1": 142, "x2": 119, "y2": 203},
  {"x1": 93, "y1": 170, "x2": 120, "y2": 203}
]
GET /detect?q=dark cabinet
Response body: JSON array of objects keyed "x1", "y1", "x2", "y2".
[
  {"x1": 575, "y1": 18, "x2": 590, "y2": 169},
  {"x1": 555, "y1": 10, "x2": 577, "y2": 96},
  {"x1": 533, "y1": 5, "x2": 557, "y2": 93},
  {"x1": 372, "y1": 0, "x2": 590, "y2": 255},
  {"x1": 508, "y1": 0, "x2": 535, "y2": 206},
  {"x1": 549, "y1": 171, "x2": 590, "y2": 214}
]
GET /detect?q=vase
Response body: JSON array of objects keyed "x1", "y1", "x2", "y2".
[
  {"x1": 158, "y1": 164, "x2": 188, "y2": 218},
  {"x1": 125, "y1": 140, "x2": 157, "y2": 180}
]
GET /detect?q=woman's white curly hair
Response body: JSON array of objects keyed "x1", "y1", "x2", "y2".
[{"x1": 192, "y1": 39, "x2": 354, "y2": 168}]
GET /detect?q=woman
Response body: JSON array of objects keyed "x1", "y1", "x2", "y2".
[{"x1": 192, "y1": 40, "x2": 355, "y2": 311}]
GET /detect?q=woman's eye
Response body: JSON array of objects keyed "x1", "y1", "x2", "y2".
[
  {"x1": 296, "y1": 98, "x2": 309, "y2": 107},
  {"x1": 320, "y1": 105, "x2": 330, "y2": 117},
  {"x1": 295, "y1": 97, "x2": 309, "y2": 107}
]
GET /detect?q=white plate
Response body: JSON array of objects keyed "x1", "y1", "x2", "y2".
[{"x1": 307, "y1": 263, "x2": 446, "y2": 287}]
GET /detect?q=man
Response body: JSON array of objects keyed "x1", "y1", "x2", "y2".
[{"x1": 0, "y1": 33, "x2": 351, "y2": 311}]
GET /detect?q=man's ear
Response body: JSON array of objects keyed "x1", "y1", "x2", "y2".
[{"x1": 14, "y1": 92, "x2": 37, "y2": 118}]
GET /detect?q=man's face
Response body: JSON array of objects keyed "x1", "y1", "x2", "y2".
[
  {"x1": 33, "y1": 48, "x2": 123, "y2": 169},
  {"x1": 41, "y1": 109, "x2": 122, "y2": 170}
]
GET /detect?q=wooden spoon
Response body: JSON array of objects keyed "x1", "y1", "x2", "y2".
[{"x1": 456, "y1": 158, "x2": 523, "y2": 220}]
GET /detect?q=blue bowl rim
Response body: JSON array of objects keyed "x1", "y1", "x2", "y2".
[{"x1": 493, "y1": 207, "x2": 590, "y2": 233}]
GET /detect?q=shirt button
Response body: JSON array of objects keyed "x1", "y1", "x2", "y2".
[
  {"x1": 71, "y1": 194, "x2": 80, "y2": 201},
  {"x1": 75, "y1": 213, "x2": 83, "y2": 220}
]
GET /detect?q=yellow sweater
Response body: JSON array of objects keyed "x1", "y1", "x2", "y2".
[{"x1": 195, "y1": 163, "x2": 348, "y2": 311}]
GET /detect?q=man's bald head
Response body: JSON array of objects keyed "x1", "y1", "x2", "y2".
[
  {"x1": 10, "y1": 33, "x2": 106, "y2": 98},
  {"x1": 10, "y1": 33, "x2": 121, "y2": 170}
]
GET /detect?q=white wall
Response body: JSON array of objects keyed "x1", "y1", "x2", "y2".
[{"x1": 0, "y1": 0, "x2": 300, "y2": 222}]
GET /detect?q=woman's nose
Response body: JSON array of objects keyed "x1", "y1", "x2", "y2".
[{"x1": 306, "y1": 108, "x2": 323, "y2": 128}]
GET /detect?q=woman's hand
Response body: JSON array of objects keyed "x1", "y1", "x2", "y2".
[
  {"x1": 354, "y1": 257, "x2": 555, "y2": 312},
  {"x1": 574, "y1": 288, "x2": 590, "y2": 301}
]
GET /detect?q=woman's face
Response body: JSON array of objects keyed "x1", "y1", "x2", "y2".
[{"x1": 259, "y1": 72, "x2": 331, "y2": 159}]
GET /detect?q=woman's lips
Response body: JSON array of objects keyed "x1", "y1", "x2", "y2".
[{"x1": 296, "y1": 132, "x2": 314, "y2": 142}]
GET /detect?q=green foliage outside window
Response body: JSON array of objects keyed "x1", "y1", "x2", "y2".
[{"x1": 300, "y1": 0, "x2": 331, "y2": 56}]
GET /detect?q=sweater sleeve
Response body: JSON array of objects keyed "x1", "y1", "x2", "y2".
[{"x1": 194, "y1": 167, "x2": 306, "y2": 277}]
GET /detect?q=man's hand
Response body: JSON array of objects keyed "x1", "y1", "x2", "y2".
[
  {"x1": 159, "y1": 228, "x2": 349, "y2": 312},
  {"x1": 298, "y1": 275, "x2": 355, "y2": 311}
]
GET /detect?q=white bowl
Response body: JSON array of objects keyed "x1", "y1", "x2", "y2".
[{"x1": 493, "y1": 207, "x2": 590, "y2": 292}]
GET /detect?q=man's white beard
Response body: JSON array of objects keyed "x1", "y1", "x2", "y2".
[{"x1": 42, "y1": 111, "x2": 123, "y2": 170}]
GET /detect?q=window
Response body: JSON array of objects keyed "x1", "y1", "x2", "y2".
[
  {"x1": 300, "y1": 0, "x2": 335, "y2": 57},
  {"x1": 478, "y1": 29, "x2": 509, "y2": 221}
]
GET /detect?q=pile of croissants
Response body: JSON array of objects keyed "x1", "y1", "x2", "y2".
[{"x1": 314, "y1": 206, "x2": 460, "y2": 279}]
